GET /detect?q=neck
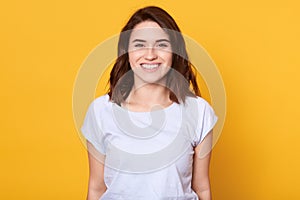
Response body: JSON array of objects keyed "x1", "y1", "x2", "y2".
[{"x1": 125, "y1": 82, "x2": 172, "y2": 110}]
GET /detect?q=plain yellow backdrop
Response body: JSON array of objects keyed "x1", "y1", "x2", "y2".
[{"x1": 1, "y1": 0, "x2": 299, "y2": 199}]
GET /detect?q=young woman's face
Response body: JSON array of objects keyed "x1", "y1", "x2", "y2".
[{"x1": 128, "y1": 21, "x2": 173, "y2": 85}]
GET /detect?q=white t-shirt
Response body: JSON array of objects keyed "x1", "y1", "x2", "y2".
[{"x1": 81, "y1": 94, "x2": 218, "y2": 200}]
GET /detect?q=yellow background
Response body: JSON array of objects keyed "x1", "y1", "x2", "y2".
[{"x1": 1, "y1": 0, "x2": 299, "y2": 199}]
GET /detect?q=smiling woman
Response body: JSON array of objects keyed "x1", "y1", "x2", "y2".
[
  {"x1": 128, "y1": 21, "x2": 173, "y2": 89},
  {"x1": 80, "y1": 6, "x2": 218, "y2": 200}
]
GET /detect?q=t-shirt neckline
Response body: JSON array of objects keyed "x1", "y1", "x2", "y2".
[{"x1": 105, "y1": 94, "x2": 177, "y2": 114}]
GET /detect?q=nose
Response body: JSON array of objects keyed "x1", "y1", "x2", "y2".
[{"x1": 144, "y1": 47, "x2": 158, "y2": 60}]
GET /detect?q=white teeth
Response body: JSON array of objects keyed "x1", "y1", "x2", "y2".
[{"x1": 141, "y1": 64, "x2": 159, "y2": 69}]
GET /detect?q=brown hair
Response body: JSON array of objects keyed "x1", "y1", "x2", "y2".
[{"x1": 108, "y1": 6, "x2": 200, "y2": 104}]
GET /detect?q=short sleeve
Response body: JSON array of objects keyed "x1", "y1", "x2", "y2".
[
  {"x1": 194, "y1": 97, "x2": 218, "y2": 146},
  {"x1": 81, "y1": 100, "x2": 106, "y2": 155}
]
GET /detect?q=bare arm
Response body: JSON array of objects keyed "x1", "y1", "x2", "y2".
[
  {"x1": 86, "y1": 141, "x2": 107, "y2": 200},
  {"x1": 192, "y1": 130, "x2": 213, "y2": 200}
]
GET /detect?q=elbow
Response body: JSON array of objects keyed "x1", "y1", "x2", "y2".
[
  {"x1": 194, "y1": 188, "x2": 212, "y2": 200},
  {"x1": 87, "y1": 182, "x2": 106, "y2": 200},
  {"x1": 192, "y1": 179, "x2": 211, "y2": 200},
  {"x1": 86, "y1": 186, "x2": 106, "y2": 200}
]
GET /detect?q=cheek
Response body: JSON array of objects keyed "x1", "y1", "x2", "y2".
[
  {"x1": 128, "y1": 51, "x2": 143, "y2": 66},
  {"x1": 161, "y1": 52, "x2": 172, "y2": 66}
]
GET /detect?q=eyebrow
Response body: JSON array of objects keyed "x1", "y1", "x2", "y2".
[{"x1": 132, "y1": 39, "x2": 170, "y2": 43}]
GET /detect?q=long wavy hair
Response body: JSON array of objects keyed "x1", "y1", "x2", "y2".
[{"x1": 108, "y1": 6, "x2": 200, "y2": 105}]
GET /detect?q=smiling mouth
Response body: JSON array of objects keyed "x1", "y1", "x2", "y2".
[{"x1": 141, "y1": 63, "x2": 160, "y2": 70}]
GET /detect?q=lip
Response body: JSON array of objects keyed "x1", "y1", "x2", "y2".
[{"x1": 140, "y1": 63, "x2": 161, "y2": 72}]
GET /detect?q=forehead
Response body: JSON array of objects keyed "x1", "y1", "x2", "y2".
[{"x1": 129, "y1": 21, "x2": 169, "y2": 42}]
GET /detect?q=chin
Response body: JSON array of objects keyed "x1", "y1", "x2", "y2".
[{"x1": 136, "y1": 75, "x2": 168, "y2": 86}]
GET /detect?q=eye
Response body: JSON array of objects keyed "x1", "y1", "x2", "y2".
[
  {"x1": 134, "y1": 43, "x2": 145, "y2": 48},
  {"x1": 157, "y1": 42, "x2": 169, "y2": 48}
]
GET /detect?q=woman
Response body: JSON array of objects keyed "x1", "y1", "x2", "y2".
[{"x1": 81, "y1": 6, "x2": 218, "y2": 200}]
